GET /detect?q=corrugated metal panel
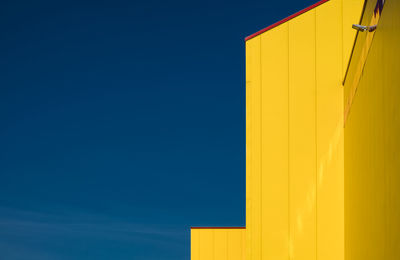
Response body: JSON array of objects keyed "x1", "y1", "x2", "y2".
[
  {"x1": 245, "y1": 35, "x2": 262, "y2": 260},
  {"x1": 344, "y1": 0, "x2": 400, "y2": 259},
  {"x1": 244, "y1": 1, "x2": 364, "y2": 259},
  {"x1": 190, "y1": 228, "x2": 245, "y2": 260},
  {"x1": 260, "y1": 23, "x2": 289, "y2": 260},
  {"x1": 288, "y1": 9, "x2": 317, "y2": 260},
  {"x1": 316, "y1": 2, "x2": 345, "y2": 260},
  {"x1": 190, "y1": 0, "x2": 366, "y2": 259}
]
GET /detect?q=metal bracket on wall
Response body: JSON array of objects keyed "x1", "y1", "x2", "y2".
[{"x1": 352, "y1": 24, "x2": 377, "y2": 32}]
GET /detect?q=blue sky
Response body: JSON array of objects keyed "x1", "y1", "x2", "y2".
[{"x1": 1, "y1": 0, "x2": 320, "y2": 259}]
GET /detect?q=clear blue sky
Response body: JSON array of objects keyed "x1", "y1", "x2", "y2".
[{"x1": 1, "y1": 0, "x2": 319, "y2": 259}]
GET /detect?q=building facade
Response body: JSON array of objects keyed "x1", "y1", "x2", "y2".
[{"x1": 191, "y1": 0, "x2": 399, "y2": 259}]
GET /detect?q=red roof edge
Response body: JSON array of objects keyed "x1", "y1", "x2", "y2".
[
  {"x1": 191, "y1": 227, "x2": 246, "y2": 229},
  {"x1": 245, "y1": 0, "x2": 330, "y2": 41}
]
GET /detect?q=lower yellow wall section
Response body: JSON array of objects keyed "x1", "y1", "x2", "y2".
[{"x1": 191, "y1": 228, "x2": 245, "y2": 260}]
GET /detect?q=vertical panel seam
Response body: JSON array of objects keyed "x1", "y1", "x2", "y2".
[
  {"x1": 340, "y1": 1, "x2": 345, "y2": 257},
  {"x1": 199, "y1": 231, "x2": 201, "y2": 260},
  {"x1": 198, "y1": 231, "x2": 201, "y2": 260},
  {"x1": 314, "y1": 8, "x2": 318, "y2": 260},
  {"x1": 260, "y1": 33, "x2": 263, "y2": 260},
  {"x1": 212, "y1": 230, "x2": 215, "y2": 260},
  {"x1": 226, "y1": 230, "x2": 229, "y2": 260},
  {"x1": 287, "y1": 22, "x2": 291, "y2": 260}
]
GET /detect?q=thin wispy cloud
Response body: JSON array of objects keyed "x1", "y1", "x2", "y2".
[{"x1": 0, "y1": 206, "x2": 186, "y2": 259}]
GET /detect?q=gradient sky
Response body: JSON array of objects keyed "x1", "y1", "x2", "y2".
[{"x1": 1, "y1": 0, "x2": 321, "y2": 259}]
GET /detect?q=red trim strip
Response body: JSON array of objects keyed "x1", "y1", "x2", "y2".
[
  {"x1": 191, "y1": 227, "x2": 246, "y2": 229},
  {"x1": 245, "y1": 0, "x2": 330, "y2": 41}
]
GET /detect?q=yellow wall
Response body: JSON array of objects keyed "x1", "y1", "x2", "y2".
[
  {"x1": 190, "y1": 0, "x2": 367, "y2": 259},
  {"x1": 191, "y1": 228, "x2": 245, "y2": 260},
  {"x1": 344, "y1": 0, "x2": 400, "y2": 259},
  {"x1": 245, "y1": 0, "x2": 363, "y2": 259},
  {"x1": 191, "y1": 1, "x2": 400, "y2": 259}
]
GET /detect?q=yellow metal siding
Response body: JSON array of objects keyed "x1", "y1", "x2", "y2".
[
  {"x1": 191, "y1": 227, "x2": 200, "y2": 260},
  {"x1": 191, "y1": 229, "x2": 245, "y2": 260},
  {"x1": 227, "y1": 229, "x2": 246, "y2": 260},
  {"x1": 260, "y1": 24, "x2": 289, "y2": 260},
  {"x1": 288, "y1": 10, "x2": 317, "y2": 260},
  {"x1": 191, "y1": 1, "x2": 366, "y2": 259},
  {"x1": 316, "y1": 2, "x2": 344, "y2": 260},
  {"x1": 244, "y1": 1, "x2": 364, "y2": 260},
  {"x1": 245, "y1": 36, "x2": 262, "y2": 260},
  {"x1": 344, "y1": 0, "x2": 400, "y2": 259},
  {"x1": 200, "y1": 229, "x2": 213, "y2": 260},
  {"x1": 214, "y1": 230, "x2": 227, "y2": 260}
]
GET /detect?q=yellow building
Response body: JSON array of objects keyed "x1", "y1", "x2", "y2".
[{"x1": 191, "y1": 0, "x2": 400, "y2": 259}]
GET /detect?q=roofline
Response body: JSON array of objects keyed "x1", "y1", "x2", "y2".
[
  {"x1": 245, "y1": 0, "x2": 330, "y2": 41},
  {"x1": 190, "y1": 227, "x2": 246, "y2": 229}
]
